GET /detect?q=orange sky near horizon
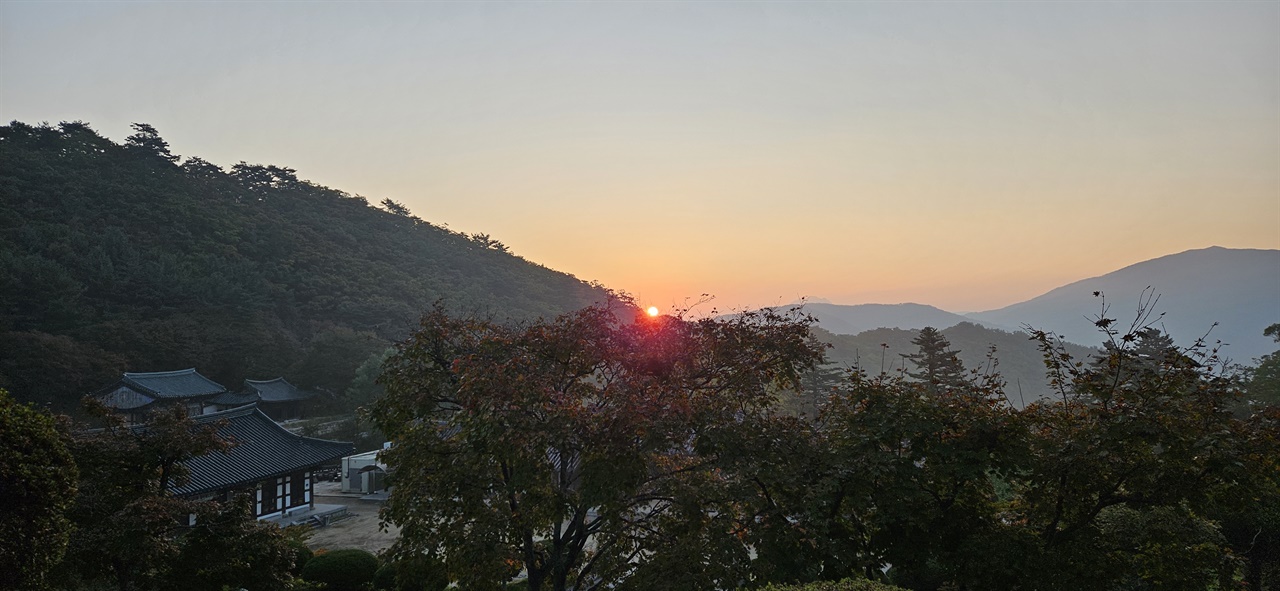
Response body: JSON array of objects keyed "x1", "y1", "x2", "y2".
[{"x1": 3, "y1": 2, "x2": 1276, "y2": 314}]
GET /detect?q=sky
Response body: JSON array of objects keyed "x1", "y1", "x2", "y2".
[{"x1": 2, "y1": 1, "x2": 1277, "y2": 313}]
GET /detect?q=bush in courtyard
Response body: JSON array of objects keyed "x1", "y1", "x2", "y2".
[
  {"x1": 284, "y1": 526, "x2": 314, "y2": 575},
  {"x1": 372, "y1": 556, "x2": 449, "y2": 591},
  {"x1": 301, "y1": 548, "x2": 379, "y2": 591},
  {"x1": 760, "y1": 579, "x2": 908, "y2": 591},
  {"x1": 373, "y1": 564, "x2": 397, "y2": 590}
]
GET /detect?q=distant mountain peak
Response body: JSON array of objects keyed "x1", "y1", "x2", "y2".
[
  {"x1": 791, "y1": 302, "x2": 995, "y2": 337},
  {"x1": 967, "y1": 247, "x2": 1279, "y2": 361}
]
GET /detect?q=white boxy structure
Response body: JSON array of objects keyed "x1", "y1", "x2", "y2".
[{"x1": 341, "y1": 445, "x2": 389, "y2": 494}]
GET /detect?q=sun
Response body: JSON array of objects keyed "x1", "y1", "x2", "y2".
[{"x1": 646, "y1": 306, "x2": 660, "y2": 317}]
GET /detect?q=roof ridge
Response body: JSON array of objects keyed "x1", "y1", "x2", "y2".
[
  {"x1": 117, "y1": 376, "x2": 160, "y2": 397},
  {"x1": 255, "y1": 411, "x2": 353, "y2": 446},
  {"x1": 202, "y1": 405, "x2": 356, "y2": 447},
  {"x1": 245, "y1": 377, "x2": 290, "y2": 385},
  {"x1": 125, "y1": 368, "x2": 198, "y2": 378},
  {"x1": 191, "y1": 402, "x2": 260, "y2": 422}
]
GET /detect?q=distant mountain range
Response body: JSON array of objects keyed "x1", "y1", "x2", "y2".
[
  {"x1": 801, "y1": 247, "x2": 1279, "y2": 364},
  {"x1": 968, "y1": 247, "x2": 1279, "y2": 363},
  {"x1": 799, "y1": 303, "x2": 977, "y2": 336}
]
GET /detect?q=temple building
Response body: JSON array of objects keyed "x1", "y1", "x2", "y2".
[
  {"x1": 175, "y1": 404, "x2": 353, "y2": 520},
  {"x1": 94, "y1": 370, "x2": 318, "y2": 423},
  {"x1": 92, "y1": 368, "x2": 227, "y2": 422},
  {"x1": 90, "y1": 369, "x2": 352, "y2": 524},
  {"x1": 211, "y1": 377, "x2": 317, "y2": 421}
]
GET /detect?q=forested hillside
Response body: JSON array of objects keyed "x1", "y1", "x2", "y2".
[
  {"x1": 817, "y1": 322, "x2": 1097, "y2": 406},
  {"x1": 0, "y1": 121, "x2": 609, "y2": 410}
]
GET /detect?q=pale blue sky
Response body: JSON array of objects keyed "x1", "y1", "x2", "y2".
[{"x1": 3, "y1": 1, "x2": 1276, "y2": 312}]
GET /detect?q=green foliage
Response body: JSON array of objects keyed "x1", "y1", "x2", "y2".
[
  {"x1": 808, "y1": 366, "x2": 1021, "y2": 587},
  {"x1": 374, "y1": 564, "x2": 397, "y2": 590},
  {"x1": 45, "y1": 404, "x2": 303, "y2": 590},
  {"x1": 301, "y1": 548, "x2": 380, "y2": 591},
  {"x1": 0, "y1": 331, "x2": 127, "y2": 409},
  {"x1": 373, "y1": 557, "x2": 449, "y2": 591},
  {"x1": 899, "y1": 326, "x2": 968, "y2": 395},
  {"x1": 0, "y1": 120, "x2": 609, "y2": 412},
  {"x1": 0, "y1": 389, "x2": 78, "y2": 591},
  {"x1": 1007, "y1": 314, "x2": 1274, "y2": 590},
  {"x1": 124, "y1": 122, "x2": 179, "y2": 163},
  {"x1": 371, "y1": 301, "x2": 826, "y2": 591},
  {"x1": 346, "y1": 347, "x2": 395, "y2": 409},
  {"x1": 56, "y1": 405, "x2": 231, "y2": 590},
  {"x1": 1246, "y1": 323, "x2": 1280, "y2": 407},
  {"x1": 163, "y1": 496, "x2": 301, "y2": 591},
  {"x1": 818, "y1": 322, "x2": 1096, "y2": 407},
  {"x1": 286, "y1": 526, "x2": 315, "y2": 576},
  {"x1": 370, "y1": 299, "x2": 1280, "y2": 590},
  {"x1": 759, "y1": 579, "x2": 908, "y2": 591},
  {"x1": 1211, "y1": 403, "x2": 1280, "y2": 590}
]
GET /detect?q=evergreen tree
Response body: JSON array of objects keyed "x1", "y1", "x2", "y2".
[
  {"x1": 1247, "y1": 323, "x2": 1280, "y2": 407},
  {"x1": 124, "y1": 123, "x2": 178, "y2": 163},
  {"x1": 900, "y1": 327, "x2": 967, "y2": 395}
]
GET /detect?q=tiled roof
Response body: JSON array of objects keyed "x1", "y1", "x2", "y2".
[
  {"x1": 96, "y1": 384, "x2": 158, "y2": 410},
  {"x1": 170, "y1": 405, "x2": 353, "y2": 496},
  {"x1": 121, "y1": 369, "x2": 226, "y2": 400},
  {"x1": 245, "y1": 378, "x2": 315, "y2": 402}
]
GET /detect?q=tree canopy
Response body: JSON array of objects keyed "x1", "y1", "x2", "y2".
[
  {"x1": 370, "y1": 301, "x2": 828, "y2": 591},
  {"x1": 372, "y1": 302, "x2": 1280, "y2": 590},
  {"x1": 0, "y1": 389, "x2": 78, "y2": 591},
  {"x1": 1247, "y1": 323, "x2": 1280, "y2": 407}
]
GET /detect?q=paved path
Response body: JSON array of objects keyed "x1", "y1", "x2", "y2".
[{"x1": 304, "y1": 481, "x2": 400, "y2": 554}]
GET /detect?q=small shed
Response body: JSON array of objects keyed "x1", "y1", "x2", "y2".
[{"x1": 341, "y1": 447, "x2": 388, "y2": 494}]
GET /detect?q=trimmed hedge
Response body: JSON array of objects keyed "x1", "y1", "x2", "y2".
[
  {"x1": 301, "y1": 548, "x2": 380, "y2": 591},
  {"x1": 372, "y1": 557, "x2": 449, "y2": 591},
  {"x1": 760, "y1": 579, "x2": 908, "y2": 591}
]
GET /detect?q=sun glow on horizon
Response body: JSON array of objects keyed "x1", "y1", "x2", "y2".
[{"x1": 646, "y1": 306, "x2": 660, "y2": 317}]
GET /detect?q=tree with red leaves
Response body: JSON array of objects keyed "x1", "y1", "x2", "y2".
[{"x1": 370, "y1": 300, "x2": 826, "y2": 591}]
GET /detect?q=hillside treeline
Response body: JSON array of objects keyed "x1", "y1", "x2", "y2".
[
  {"x1": 817, "y1": 322, "x2": 1097, "y2": 407},
  {"x1": 0, "y1": 121, "x2": 608, "y2": 410}
]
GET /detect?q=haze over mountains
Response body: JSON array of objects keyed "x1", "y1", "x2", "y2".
[
  {"x1": 968, "y1": 247, "x2": 1279, "y2": 362},
  {"x1": 800, "y1": 247, "x2": 1280, "y2": 362}
]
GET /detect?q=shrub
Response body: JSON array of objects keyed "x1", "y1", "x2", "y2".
[
  {"x1": 759, "y1": 579, "x2": 909, "y2": 591},
  {"x1": 284, "y1": 526, "x2": 314, "y2": 576},
  {"x1": 373, "y1": 564, "x2": 396, "y2": 590},
  {"x1": 372, "y1": 558, "x2": 449, "y2": 591},
  {"x1": 301, "y1": 548, "x2": 380, "y2": 591}
]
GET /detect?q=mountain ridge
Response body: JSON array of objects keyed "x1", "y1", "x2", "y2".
[
  {"x1": 789, "y1": 247, "x2": 1275, "y2": 361},
  {"x1": 0, "y1": 121, "x2": 611, "y2": 410},
  {"x1": 966, "y1": 246, "x2": 1279, "y2": 361}
]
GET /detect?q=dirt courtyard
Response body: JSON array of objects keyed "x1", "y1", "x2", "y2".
[{"x1": 304, "y1": 481, "x2": 400, "y2": 554}]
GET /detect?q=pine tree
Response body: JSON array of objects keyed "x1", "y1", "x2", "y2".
[
  {"x1": 124, "y1": 123, "x2": 179, "y2": 163},
  {"x1": 901, "y1": 327, "x2": 967, "y2": 395}
]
